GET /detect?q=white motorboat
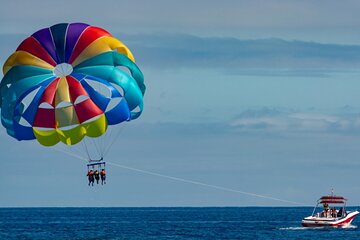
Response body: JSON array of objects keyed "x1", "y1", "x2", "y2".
[{"x1": 302, "y1": 194, "x2": 359, "y2": 227}]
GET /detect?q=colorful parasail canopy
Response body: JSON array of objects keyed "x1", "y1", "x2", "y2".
[{"x1": 0, "y1": 23, "x2": 145, "y2": 146}]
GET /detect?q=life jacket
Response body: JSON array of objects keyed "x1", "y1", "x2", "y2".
[
  {"x1": 87, "y1": 171, "x2": 93, "y2": 176},
  {"x1": 100, "y1": 170, "x2": 106, "y2": 176}
]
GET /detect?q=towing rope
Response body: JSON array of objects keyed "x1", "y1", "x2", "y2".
[
  {"x1": 106, "y1": 161, "x2": 305, "y2": 206},
  {"x1": 52, "y1": 148, "x2": 306, "y2": 205}
]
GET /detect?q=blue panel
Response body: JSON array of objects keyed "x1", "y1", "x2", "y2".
[
  {"x1": 16, "y1": 78, "x2": 54, "y2": 124},
  {"x1": 11, "y1": 77, "x2": 55, "y2": 140},
  {"x1": 6, "y1": 128, "x2": 16, "y2": 138},
  {"x1": 19, "y1": 88, "x2": 45, "y2": 124},
  {"x1": 50, "y1": 23, "x2": 69, "y2": 63},
  {"x1": 79, "y1": 79, "x2": 110, "y2": 112},
  {"x1": 74, "y1": 51, "x2": 145, "y2": 95},
  {"x1": 1, "y1": 75, "x2": 55, "y2": 135},
  {"x1": 108, "y1": 84, "x2": 122, "y2": 98},
  {"x1": 13, "y1": 122, "x2": 35, "y2": 140},
  {"x1": 1, "y1": 91, "x2": 17, "y2": 130},
  {"x1": 105, "y1": 98, "x2": 130, "y2": 125},
  {"x1": 130, "y1": 101, "x2": 144, "y2": 120},
  {"x1": 1, "y1": 65, "x2": 52, "y2": 88}
]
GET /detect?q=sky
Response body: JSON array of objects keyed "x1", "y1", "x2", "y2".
[{"x1": 1, "y1": 0, "x2": 360, "y2": 207}]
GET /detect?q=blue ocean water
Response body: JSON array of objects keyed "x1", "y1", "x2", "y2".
[{"x1": 0, "y1": 207, "x2": 359, "y2": 240}]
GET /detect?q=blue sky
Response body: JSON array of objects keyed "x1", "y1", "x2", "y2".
[{"x1": 1, "y1": 0, "x2": 360, "y2": 207}]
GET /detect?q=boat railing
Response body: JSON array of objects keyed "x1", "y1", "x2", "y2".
[{"x1": 311, "y1": 202, "x2": 347, "y2": 218}]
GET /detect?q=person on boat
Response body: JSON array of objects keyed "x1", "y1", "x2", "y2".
[
  {"x1": 323, "y1": 203, "x2": 330, "y2": 217},
  {"x1": 337, "y1": 207, "x2": 344, "y2": 217},
  {"x1": 331, "y1": 207, "x2": 337, "y2": 218},
  {"x1": 100, "y1": 169, "x2": 106, "y2": 185},
  {"x1": 323, "y1": 203, "x2": 329, "y2": 210},
  {"x1": 94, "y1": 169, "x2": 100, "y2": 184},
  {"x1": 87, "y1": 170, "x2": 94, "y2": 186}
]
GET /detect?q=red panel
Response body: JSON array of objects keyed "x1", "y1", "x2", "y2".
[
  {"x1": 74, "y1": 98, "x2": 103, "y2": 123},
  {"x1": 68, "y1": 26, "x2": 111, "y2": 64},
  {"x1": 17, "y1": 36, "x2": 57, "y2": 66},
  {"x1": 40, "y1": 78, "x2": 59, "y2": 106},
  {"x1": 66, "y1": 76, "x2": 88, "y2": 102},
  {"x1": 33, "y1": 108, "x2": 55, "y2": 128}
]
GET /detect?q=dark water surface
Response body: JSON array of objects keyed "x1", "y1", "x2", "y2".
[{"x1": 0, "y1": 207, "x2": 359, "y2": 239}]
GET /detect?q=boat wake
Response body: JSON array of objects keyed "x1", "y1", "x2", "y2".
[
  {"x1": 279, "y1": 225, "x2": 357, "y2": 231},
  {"x1": 278, "y1": 227, "x2": 310, "y2": 230},
  {"x1": 339, "y1": 224, "x2": 357, "y2": 229}
]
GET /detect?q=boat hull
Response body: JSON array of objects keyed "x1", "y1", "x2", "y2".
[{"x1": 302, "y1": 211, "x2": 359, "y2": 227}]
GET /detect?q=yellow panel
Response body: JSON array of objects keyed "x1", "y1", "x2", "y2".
[
  {"x1": 3, "y1": 51, "x2": 54, "y2": 74},
  {"x1": 54, "y1": 77, "x2": 71, "y2": 106},
  {"x1": 55, "y1": 105, "x2": 79, "y2": 127},
  {"x1": 56, "y1": 115, "x2": 107, "y2": 145},
  {"x1": 72, "y1": 36, "x2": 135, "y2": 67},
  {"x1": 33, "y1": 114, "x2": 107, "y2": 146},
  {"x1": 33, "y1": 128, "x2": 59, "y2": 146},
  {"x1": 57, "y1": 126, "x2": 86, "y2": 145},
  {"x1": 83, "y1": 114, "x2": 107, "y2": 137}
]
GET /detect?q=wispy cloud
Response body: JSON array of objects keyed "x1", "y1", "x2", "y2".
[
  {"x1": 2, "y1": 32, "x2": 360, "y2": 76},
  {"x1": 127, "y1": 107, "x2": 360, "y2": 140},
  {"x1": 122, "y1": 33, "x2": 360, "y2": 74},
  {"x1": 230, "y1": 107, "x2": 360, "y2": 133}
]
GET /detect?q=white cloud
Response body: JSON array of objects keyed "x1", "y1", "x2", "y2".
[
  {"x1": 230, "y1": 108, "x2": 360, "y2": 133},
  {"x1": 121, "y1": 34, "x2": 360, "y2": 72}
]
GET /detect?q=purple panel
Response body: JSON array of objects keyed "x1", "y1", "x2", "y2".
[
  {"x1": 65, "y1": 23, "x2": 90, "y2": 63},
  {"x1": 32, "y1": 28, "x2": 59, "y2": 63}
]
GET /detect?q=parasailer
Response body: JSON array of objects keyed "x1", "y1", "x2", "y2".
[
  {"x1": 0, "y1": 23, "x2": 145, "y2": 185},
  {"x1": 94, "y1": 170, "x2": 100, "y2": 184},
  {"x1": 87, "y1": 170, "x2": 94, "y2": 186},
  {"x1": 100, "y1": 169, "x2": 106, "y2": 185}
]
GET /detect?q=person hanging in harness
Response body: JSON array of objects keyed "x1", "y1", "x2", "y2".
[
  {"x1": 94, "y1": 169, "x2": 100, "y2": 184},
  {"x1": 100, "y1": 169, "x2": 106, "y2": 185},
  {"x1": 87, "y1": 170, "x2": 95, "y2": 186}
]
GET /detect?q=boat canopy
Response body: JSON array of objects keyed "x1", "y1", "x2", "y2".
[{"x1": 319, "y1": 195, "x2": 347, "y2": 204}]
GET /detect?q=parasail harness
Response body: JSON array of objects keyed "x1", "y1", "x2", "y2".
[{"x1": 87, "y1": 157, "x2": 105, "y2": 171}]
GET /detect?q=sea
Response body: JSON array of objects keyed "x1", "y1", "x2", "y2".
[{"x1": 0, "y1": 207, "x2": 360, "y2": 239}]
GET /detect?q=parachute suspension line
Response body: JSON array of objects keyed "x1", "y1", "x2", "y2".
[
  {"x1": 103, "y1": 124, "x2": 126, "y2": 157},
  {"x1": 90, "y1": 137, "x2": 102, "y2": 158},
  {"x1": 99, "y1": 127, "x2": 109, "y2": 156},
  {"x1": 70, "y1": 145, "x2": 87, "y2": 159},
  {"x1": 101, "y1": 127, "x2": 113, "y2": 157},
  {"x1": 69, "y1": 143, "x2": 91, "y2": 160},
  {"x1": 103, "y1": 124, "x2": 115, "y2": 154},
  {"x1": 52, "y1": 147, "x2": 88, "y2": 161},
  {"x1": 106, "y1": 161, "x2": 305, "y2": 206},
  {"x1": 81, "y1": 140, "x2": 91, "y2": 160},
  {"x1": 53, "y1": 144, "x2": 88, "y2": 161}
]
